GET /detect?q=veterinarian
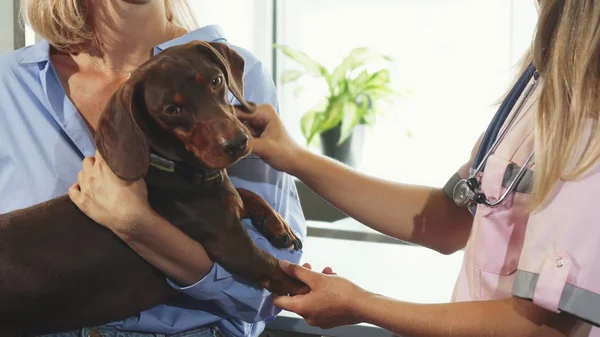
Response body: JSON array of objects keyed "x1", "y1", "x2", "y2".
[
  {"x1": 0, "y1": 1, "x2": 305, "y2": 337},
  {"x1": 236, "y1": 1, "x2": 600, "y2": 336}
]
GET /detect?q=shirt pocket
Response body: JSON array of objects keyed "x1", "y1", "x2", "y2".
[{"x1": 472, "y1": 154, "x2": 530, "y2": 275}]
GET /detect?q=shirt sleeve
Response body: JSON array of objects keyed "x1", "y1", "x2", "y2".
[
  {"x1": 165, "y1": 59, "x2": 306, "y2": 329},
  {"x1": 442, "y1": 133, "x2": 484, "y2": 201},
  {"x1": 512, "y1": 154, "x2": 600, "y2": 326}
]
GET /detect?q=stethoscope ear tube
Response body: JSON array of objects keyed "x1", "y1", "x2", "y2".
[
  {"x1": 454, "y1": 64, "x2": 538, "y2": 213},
  {"x1": 471, "y1": 64, "x2": 538, "y2": 172}
]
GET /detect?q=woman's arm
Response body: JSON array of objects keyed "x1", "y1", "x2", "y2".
[
  {"x1": 294, "y1": 149, "x2": 471, "y2": 254},
  {"x1": 238, "y1": 105, "x2": 472, "y2": 254},
  {"x1": 113, "y1": 210, "x2": 214, "y2": 285},
  {"x1": 68, "y1": 154, "x2": 214, "y2": 285},
  {"x1": 273, "y1": 262, "x2": 578, "y2": 337},
  {"x1": 358, "y1": 294, "x2": 575, "y2": 337}
]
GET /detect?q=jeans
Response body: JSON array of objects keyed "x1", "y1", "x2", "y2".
[{"x1": 38, "y1": 325, "x2": 222, "y2": 337}]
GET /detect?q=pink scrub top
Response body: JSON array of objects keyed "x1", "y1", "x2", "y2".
[{"x1": 443, "y1": 76, "x2": 600, "y2": 336}]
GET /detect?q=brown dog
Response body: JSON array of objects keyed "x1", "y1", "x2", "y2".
[{"x1": 0, "y1": 41, "x2": 306, "y2": 336}]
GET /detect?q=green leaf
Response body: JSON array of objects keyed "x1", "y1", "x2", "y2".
[
  {"x1": 330, "y1": 47, "x2": 392, "y2": 89},
  {"x1": 348, "y1": 70, "x2": 397, "y2": 104},
  {"x1": 350, "y1": 69, "x2": 371, "y2": 88},
  {"x1": 281, "y1": 70, "x2": 305, "y2": 84},
  {"x1": 332, "y1": 48, "x2": 391, "y2": 79},
  {"x1": 275, "y1": 44, "x2": 329, "y2": 78},
  {"x1": 365, "y1": 69, "x2": 392, "y2": 87},
  {"x1": 363, "y1": 85, "x2": 401, "y2": 100},
  {"x1": 339, "y1": 101, "x2": 361, "y2": 145},
  {"x1": 356, "y1": 97, "x2": 374, "y2": 125},
  {"x1": 361, "y1": 112, "x2": 376, "y2": 125},
  {"x1": 300, "y1": 109, "x2": 323, "y2": 144},
  {"x1": 321, "y1": 99, "x2": 344, "y2": 131}
]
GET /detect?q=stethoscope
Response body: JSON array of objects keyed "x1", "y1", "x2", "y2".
[{"x1": 453, "y1": 64, "x2": 539, "y2": 215}]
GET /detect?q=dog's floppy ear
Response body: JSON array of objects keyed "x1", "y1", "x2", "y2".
[
  {"x1": 95, "y1": 76, "x2": 149, "y2": 181},
  {"x1": 193, "y1": 41, "x2": 256, "y2": 113}
]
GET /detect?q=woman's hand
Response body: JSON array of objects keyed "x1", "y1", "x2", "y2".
[
  {"x1": 273, "y1": 260, "x2": 370, "y2": 329},
  {"x1": 236, "y1": 104, "x2": 305, "y2": 174},
  {"x1": 68, "y1": 151, "x2": 214, "y2": 284},
  {"x1": 68, "y1": 150, "x2": 153, "y2": 235}
]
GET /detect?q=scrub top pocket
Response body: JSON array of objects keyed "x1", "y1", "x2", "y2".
[{"x1": 472, "y1": 154, "x2": 530, "y2": 276}]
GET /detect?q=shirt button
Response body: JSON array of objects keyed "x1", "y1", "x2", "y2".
[{"x1": 555, "y1": 258, "x2": 565, "y2": 267}]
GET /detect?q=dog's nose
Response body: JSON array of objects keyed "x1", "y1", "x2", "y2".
[{"x1": 223, "y1": 131, "x2": 249, "y2": 158}]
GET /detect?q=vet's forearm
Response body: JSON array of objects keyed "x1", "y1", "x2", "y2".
[
  {"x1": 115, "y1": 210, "x2": 213, "y2": 286},
  {"x1": 290, "y1": 149, "x2": 472, "y2": 254},
  {"x1": 356, "y1": 295, "x2": 570, "y2": 337}
]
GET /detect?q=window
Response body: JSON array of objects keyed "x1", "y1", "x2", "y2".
[{"x1": 275, "y1": 0, "x2": 538, "y2": 187}]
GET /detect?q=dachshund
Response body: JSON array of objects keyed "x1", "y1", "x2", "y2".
[{"x1": 0, "y1": 40, "x2": 307, "y2": 336}]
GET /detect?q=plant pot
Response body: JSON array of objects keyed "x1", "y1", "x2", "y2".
[{"x1": 319, "y1": 124, "x2": 364, "y2": 168}]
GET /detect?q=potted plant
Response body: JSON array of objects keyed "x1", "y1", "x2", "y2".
[{"x1": 276, "y1": 44, "x2": 401, "y2": 167}]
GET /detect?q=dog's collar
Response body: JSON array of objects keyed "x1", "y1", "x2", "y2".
[{"x1": 149, "y1": 153, "x2": 223, "y2": 185}]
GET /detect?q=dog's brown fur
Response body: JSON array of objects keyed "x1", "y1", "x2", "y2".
[{"x1": 0, "y1": 41, "x2": 307, "y2": 336}]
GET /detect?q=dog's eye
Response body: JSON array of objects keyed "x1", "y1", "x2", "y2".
[
  {"x1": 211, "y1": 76, "x2": 223, "y2": 87},
  {"x1": 164, "y1": 105, "x2": 181, "y2": 115}
]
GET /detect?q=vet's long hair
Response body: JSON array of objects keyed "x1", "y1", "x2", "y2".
[
  {"x1": 20, "y1": 0, "x2": 198, "y2": 53},
  {"x1": 512, "y1": 1, "x2": 600, "y2": 210}
]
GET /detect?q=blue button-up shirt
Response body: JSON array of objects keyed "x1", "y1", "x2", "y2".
[{"x1": 0, "y1": 25, "x2": 306, "y2": 337}]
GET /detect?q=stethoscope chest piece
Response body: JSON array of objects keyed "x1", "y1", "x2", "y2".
[
  {"x1": 452, "y1": 179, "x2": 473, "y2": 207},
  {"x1": 453, "y1": 177, "x2": 487, "y2": 214}
]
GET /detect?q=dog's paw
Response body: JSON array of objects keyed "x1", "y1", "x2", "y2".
[
  {"x1": 262, "y1": 268, "x2": 310, "y2": 296},
  {"x1": 250, "y1": 215, "x2": 302, "y2": 251}
]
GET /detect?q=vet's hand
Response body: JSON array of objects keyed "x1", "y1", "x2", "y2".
[
  {"x1": 236, "y1": 104, "x2": 304, "y2": 174},
  {"x1": 301, "y1": 262, "x2": 337, "y2": 276},
  {"x1": 273, "y1": 260, "x2": 368, "y2": 329},
  {"x1": 68, "y1": 150, "x2": 152, "y2": 234}
]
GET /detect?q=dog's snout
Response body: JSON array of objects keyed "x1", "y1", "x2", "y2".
[{"x1": 223, "y1": 131, "x2": 249, "y2": 158}]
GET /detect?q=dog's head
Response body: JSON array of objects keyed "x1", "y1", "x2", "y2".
[{"x1": 95, "y1": 41, "x2": 256, "y2": 181}]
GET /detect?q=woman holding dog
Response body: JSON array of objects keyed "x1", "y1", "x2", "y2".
[
  {"x1": 0, "y1": 0, "x2": 305, "y2": 337},
  {"x1": 234, "y1": 1, "x2": 600, "y2": 336}
]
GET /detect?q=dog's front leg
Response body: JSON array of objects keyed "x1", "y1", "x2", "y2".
[
  {"x1": 193, "y1": 188, "x2": 307, "y2": 296},
  {"x1": 236, "y1": 188, "x2": 302, "y2": 251}
]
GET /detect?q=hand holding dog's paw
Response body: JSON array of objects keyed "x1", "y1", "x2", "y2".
[
  {"x1": 68, "y1": 151, "x2": 152, "y2": 235},
  {"x1": 272, "y1": 261, "x2": 367, "y2": 330}
]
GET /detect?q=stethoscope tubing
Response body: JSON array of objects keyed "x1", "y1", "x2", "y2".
[
  {"x1": 457, "y1": 66, "x2": 539, "y2": 211},
  {"x1": 470, "y1": 72, "x2": 538, "y2": 179}
]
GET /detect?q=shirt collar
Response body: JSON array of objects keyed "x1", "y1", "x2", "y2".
[
  {"x1": 19, "y1": 25, "x2": 229, "y2": 65},
  {"x1": 20, "y1": 39, "x2": 51, "y2": 65}
]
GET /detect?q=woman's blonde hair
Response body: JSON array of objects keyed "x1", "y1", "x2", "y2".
[
  {"x1": 20, "y1": 0, "x2": 198, "y2": 53},
  {"x1": 519, "y1": 0, "x2": 600, "y2": 210}
]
